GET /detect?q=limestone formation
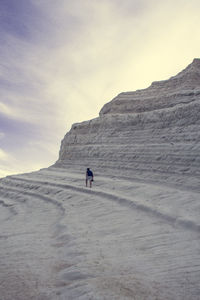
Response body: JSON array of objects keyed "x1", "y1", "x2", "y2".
[
  {"x1": 56, "y1": 58, "x2": 200, "y2": 189},
  {"x1": 1, "y1": 59, "x2": 200, "y2": 299}
]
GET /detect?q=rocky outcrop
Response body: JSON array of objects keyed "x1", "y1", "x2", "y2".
[
  {"x1": 1, "y1": 59, "x2": 200, "y2": 300},
  {"x1": 56, "y1": 59, "x2": 200, "y2": 188}
]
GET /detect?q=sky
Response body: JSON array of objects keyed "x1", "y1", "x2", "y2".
[{"x1": 0, "y1": 0, "x2": 200, "y2": 177}]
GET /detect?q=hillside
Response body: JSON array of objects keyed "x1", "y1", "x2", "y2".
[
  {"x1": 57, "y1": 58, "x2": 200, "y2": 190},
  {"x1": 0, "y1": 59, "x2": 200, "y2": 299}
]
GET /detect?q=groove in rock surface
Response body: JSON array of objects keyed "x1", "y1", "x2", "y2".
[{"x1": 0, "y1": 59, "x2": 200, "y2": 299}]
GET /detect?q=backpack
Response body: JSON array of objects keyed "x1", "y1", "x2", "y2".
[{"x1": 87, "y1": 169, "x2": 93, "y2": 176}]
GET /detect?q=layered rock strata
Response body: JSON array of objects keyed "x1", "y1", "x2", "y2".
[
  {"x1": 56, "y1": 59, "x2": 200, "y2": 188},
  {"x1": 1, "y1": 59, "x2": 200, "y2": 299}
]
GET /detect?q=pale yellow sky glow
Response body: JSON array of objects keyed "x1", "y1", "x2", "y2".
[{"x1": 0, "y1": 0, "x2": 200, "y2": 177}]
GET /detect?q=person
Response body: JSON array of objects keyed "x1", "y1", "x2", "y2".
[{"x1": 86, "y1": 168, "x2": 94, "y2": 188}]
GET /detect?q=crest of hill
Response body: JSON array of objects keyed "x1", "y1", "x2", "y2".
[
  {"x1": 100, "y1": 58, "x2": 200, "y2": 115},
  {"x1": 56, "y1": 59, "x2": 200, "y2": 189},
  {"x1": 1, "y1": 61, "x2": 200, "y2": 300}
]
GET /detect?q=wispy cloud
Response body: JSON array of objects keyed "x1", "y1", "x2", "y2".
[
  {"x1": 0, "y1": 148, "x2": 8, "y2": 160},
  {"x1": 0, "y1": 132, "x2": 5, "y2": 139},
  {"x1": 0, "y1": 0, "x2": 200, "y2": 176}
]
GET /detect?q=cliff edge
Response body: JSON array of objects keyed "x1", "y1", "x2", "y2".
[{"x1": 56, "y1": 59, "x2": 200, "y2": 188}]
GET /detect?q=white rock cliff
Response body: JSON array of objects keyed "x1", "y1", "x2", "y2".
[
  {"x1": 0, "y1": 59, "x2": 200, "y2": 299},
  {"x1": 57, "y1": 58, "x2": 200, "y2": 189}
]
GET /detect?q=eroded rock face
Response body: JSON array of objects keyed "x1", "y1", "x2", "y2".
[
  {"x1": 1, "y1": 59, "x2": 200, "y2": 300},
  {"x1": 56, "y1": 59, "x2": 200, "y2": 186}
]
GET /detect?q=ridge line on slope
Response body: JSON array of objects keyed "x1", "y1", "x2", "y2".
[
  {"x1": 5, "y1": 177, "x2": 200, "y2": 233},
  {"x1": 0, "y1": 184, "x2": 65, "y2": 215},
  {"x1": 38, "y1": 169, "x2": 200, "y2": 194}
]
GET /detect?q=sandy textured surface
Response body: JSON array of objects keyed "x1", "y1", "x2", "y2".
[
  {"x1": 0, "y1": 59, "x2": 200, "y2": 299},
  {"x1": 0, "y1": 167, "x2": 200, "y2": 299}
]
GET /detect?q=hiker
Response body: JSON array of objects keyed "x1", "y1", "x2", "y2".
[{"x1": 86, "y1": 168, "x2": 94, "y2": 188}]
